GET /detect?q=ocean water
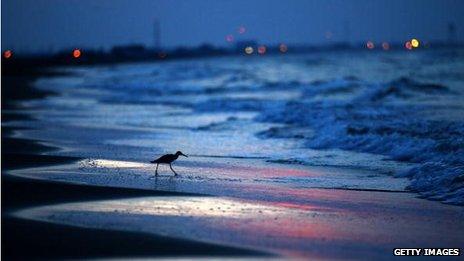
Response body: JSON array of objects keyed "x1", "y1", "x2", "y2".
[{"x1": 18, "y1": 48, "x2": 464, "y2": 205}]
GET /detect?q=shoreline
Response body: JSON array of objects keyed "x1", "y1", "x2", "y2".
[{"x1": 1, "y1": 68, "x2": 272, "y2": 259}]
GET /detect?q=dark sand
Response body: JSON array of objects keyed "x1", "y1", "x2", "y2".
[
  {"x1": 1, "y1": 65, "x2": 271, "y2": 259},
  {"x1": 2, "y1": 174, "x2": 268, "y2": 259}
]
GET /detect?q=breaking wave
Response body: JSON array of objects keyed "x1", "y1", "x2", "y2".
[{"x1": 258, "y1": 77, "x2": 464, "y2": 205}]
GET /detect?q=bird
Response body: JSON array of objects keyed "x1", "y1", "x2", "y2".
[{"x1": 150, "y1": 151, "x2": 188, "y2": 176}]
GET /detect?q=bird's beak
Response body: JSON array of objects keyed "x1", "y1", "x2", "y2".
[{"x1": 182, "y1": 153, "x2": 188, "y2": 157}]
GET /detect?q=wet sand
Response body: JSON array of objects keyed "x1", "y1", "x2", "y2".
[
  {"x1": 2, "y1": 175, "x2": 269, "y2": 260},
  {"x1": 1, "y1": 68, "x2": 270, "y2": 259},
  {"x1": 10, "y1": 161, "x2": 464, "y2": 259}
]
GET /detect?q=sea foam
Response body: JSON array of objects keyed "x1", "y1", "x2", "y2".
[{"x1": 258, "y1": 77, "x2": 464, "y2": 205}]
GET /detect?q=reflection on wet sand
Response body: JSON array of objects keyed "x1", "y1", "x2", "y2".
[{"x1": 15, "y1": 193, "x2": 464, "y2": 259}]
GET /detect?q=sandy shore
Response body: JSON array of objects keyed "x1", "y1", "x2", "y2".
[
  {"x1": 1, "y1": 67, "x2": 270, "y2": 259},
  {"x1": 2, "y1": 174, "x2": 269, "y2": 259}
]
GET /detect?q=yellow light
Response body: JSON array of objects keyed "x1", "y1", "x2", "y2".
[
  {"x1": 411, "y1": 38, "x2": 419, "y2": 48},
  {"x1": 244, "y1": 46, "x2": 254, "y2": 55}
]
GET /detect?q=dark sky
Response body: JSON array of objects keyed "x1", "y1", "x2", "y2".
[{"x1": 2, "y1": 0, "x2": 464, "y2": 53}]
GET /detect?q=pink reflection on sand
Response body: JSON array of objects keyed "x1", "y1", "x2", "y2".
[
  {"x1": 15, "y1": 196, "x2": 346, "y2": 257},
  {"x1": 230, "y1": 165, "x2": 318, "y2": 178},
  {"x1": 14, "y1": 187, "x2": 464, "y2": 258}
]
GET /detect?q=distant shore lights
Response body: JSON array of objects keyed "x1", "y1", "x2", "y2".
[
  {"x1": 411, "y1": 38, "x2": 420, "y2": 48},
  {"x1": 244, "y1": 46, "x2": 254, "y2": 55},
  {"x1": 238, "y1": 26, "x2": 246, "y2": 34},
  {"x1": 382, "y1": 42, "x2": 390, "y2": 51},
  {"x1": 279, "y1": 44, "x2": 288, "y2": 53},
  {"x1": 73, "y1": 49, "x2": 81, "y2": 58},
  {"x1": 257, "y1": 45, "x2": 267, "y2": 55},
  {"x1": 405, "y1": 41, "x2": 413, "y2": 50},
  {"x1": 366, "y1": 41, "x2": 375, "y2": 49},
  {"x1": 225, "y1": 34, "x2": 234, "y2": 43},
  {"x1": 3, "y1": 50, "x2": 12, "y2": 59}
]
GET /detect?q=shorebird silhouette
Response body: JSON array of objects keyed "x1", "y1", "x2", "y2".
[{"x1": 150, "y1": 151, "x2": 188, "y2": 176}]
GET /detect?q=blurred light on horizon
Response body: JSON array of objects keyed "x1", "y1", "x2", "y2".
[
  {"x1": 405, "y1": 41, "x2": 413, "y2": 50},
  {"x1": 225, "y1": 34, "x2": 234, "y2": 43},
  {"x1": 3, "y1": 50, "x2": 13, "y2": 59},
  {"x1": 279, "y1": 43, "x2": 288, "y2": 53},
  {"x1": 366, "y1": 41, "x2": 374, "y2": 49},
  {"x1": 257, "y1": 45, "x2": 266, "y2": 55},
  {"x1": 73, "y1": 49, "x2": 81, "y2": 58},
  {"x1": 411, "y1": 38, "x2": 420, "y2": 48},
  {"x1": 244, "y1": 46, "x2": 254, "y2": 55},
  {"x1": 382, "y1": 42, "x2": 390, "y2": 51},
  {"x1": 3, "y1": 1, "x2": 464, "y2": 52}
]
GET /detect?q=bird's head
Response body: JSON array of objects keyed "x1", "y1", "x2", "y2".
[{"x1": 176, "y1": 151, "x2": 188, "y2": 157}]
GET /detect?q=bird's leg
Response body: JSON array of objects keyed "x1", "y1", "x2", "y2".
[
  {"x1": 169, "y1": 164, "x2": 178, "y2": 176},
  {"x1": 155, "y1": 163, "x2": 159, "y2": 176}
]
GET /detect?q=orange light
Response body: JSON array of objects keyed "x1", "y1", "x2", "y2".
[
  {"x1": 366, "y1": 41, "x2": 374, "y2": 49},
  {"x1": 382, "y1": 42, "x2": 390, "y2": 51},
  {"x1": 405, "y1": 41, "x2": 412, "y2": 50},
  {"x1": 3, "y1": 50, "x2": 12, "y2": 59},
  {"x1": 225, "y1": 34, "x2": 234, "y2": 43},
  {"x1": 257, "y1": 45, "x2": 266, "y2": 55},
  {"x1": 279, "y1": 43, "x2": 288, "y2": 53},
  {"x1": 238, "y1": 26, "x2": 246, "y2": 34},
  {"x1": 73, "y1": 49, "x2": 81, "y2": 58}
]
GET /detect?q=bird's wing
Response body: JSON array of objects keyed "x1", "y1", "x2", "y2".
[{"x1": 153, "y1": 154, "x2": 172, "y2": 163}]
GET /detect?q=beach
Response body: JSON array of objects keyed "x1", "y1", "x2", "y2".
[
  {"x1": 2, "y1": 68, "x2": 269, "y2": 259},
  {"x1": 2, "y1": 50, "x2": 464, "y2": 259}
]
